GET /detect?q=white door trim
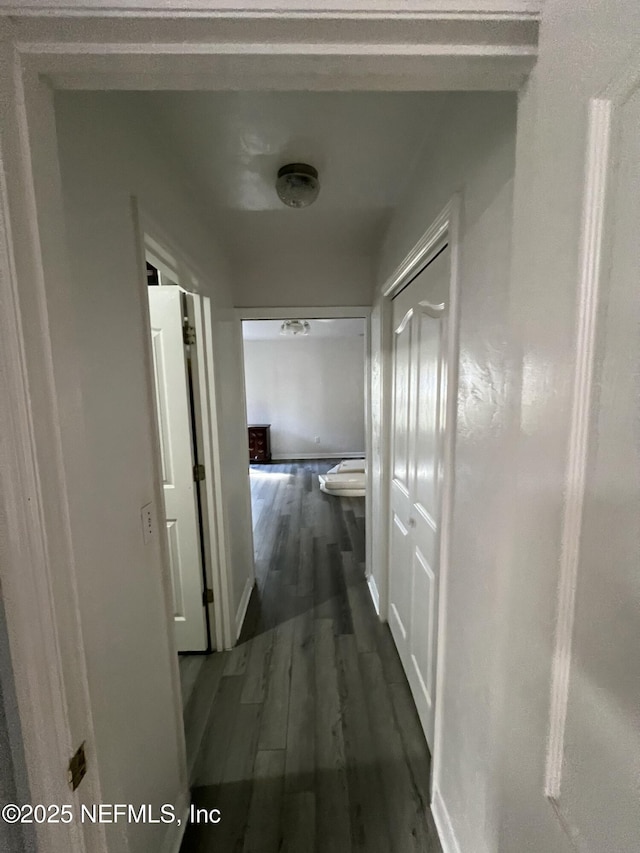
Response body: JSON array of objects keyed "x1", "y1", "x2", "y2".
[
  {"x1": 379, "y1": 196, "x2": 462, "y2": 816},
  {"x1": 8, "y1": 8, "x2": 537, "y2": 96},
  {"x1": 0, "y1": 1, "x2": 543, "y2": 17},
  {"x1": 544, "y1": 62, "x2": 640, "y2": 812},
  {"x1": 0, "y1": 62, "x2": 106, "y2": 853},
  {"x1": 191, "y1": 294, "x2": 235, "y2": 651}
]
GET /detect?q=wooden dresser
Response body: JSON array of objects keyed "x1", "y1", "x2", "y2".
[{"x1": 248, "y1": 424, "x2": 271, "y2": 463}]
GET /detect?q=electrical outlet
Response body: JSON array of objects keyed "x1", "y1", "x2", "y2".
[
  {"x1": 141, "y1": 503, "x2": 154, "y2": 545},
  {"x1": 314, "y1": 435, "x2": 321, "y2": 444}
]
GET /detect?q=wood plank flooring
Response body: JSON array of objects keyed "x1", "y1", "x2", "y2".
[
  {"x1": 180, "y1": 655, "x2": 206, "y2": 709},
  {"x1": 180, "y1": 461, "x2": 441, "y2": 853}
]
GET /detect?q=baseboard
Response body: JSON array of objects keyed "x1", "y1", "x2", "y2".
[
  {"x1": 271, "y1": 451, "x2": 365, "y2": 460},
  {"x1": 235, "y1": 576, "x2": 254, "y2": 641},
  {"x1": 367, "y1": 573, "x2": 380, "y2": 615},
  {"x1": 432, "y1": 787, "x2": 462, "y2": 853},
  {"x1": 160, "y1": 796, "x2": 190, "y2": 853}
]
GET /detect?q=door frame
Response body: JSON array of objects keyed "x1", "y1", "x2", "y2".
[
  {"x1": 239, "y1": 306, "x2": 373, "y2": 581},
  {"x1": 0, "y1": 8, "x2": 535, "y2": 852},
  {"x1": 378, "y1": 196, "x2": 462, "y2": 824},
  {"x1": 136, "y1": 211, "x2": 234, "y2": 653}
]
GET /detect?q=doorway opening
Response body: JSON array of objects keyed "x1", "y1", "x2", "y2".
[{"x1": 241, "y1": 314, "x2": 368, "y2": 625}]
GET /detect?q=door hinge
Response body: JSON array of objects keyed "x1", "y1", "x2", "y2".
[
  {"x1": 68, "y1": 742, "x2": 87, "y2": 792},
  {"x1": 193, "y1": 463, "x2": 206, "y2": 482},
  {"x1": 183, "y1": 322, "x2": 196, "y2": 345},
  {"x1": 203, "y1": 587, "x2": 214, "y2": 606}
]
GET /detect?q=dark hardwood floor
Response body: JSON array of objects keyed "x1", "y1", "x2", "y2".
[{"x1": 180, "y1": 461, "x2": 441, "y2": 853}]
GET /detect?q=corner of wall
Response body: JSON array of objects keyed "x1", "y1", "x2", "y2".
[{"x1": 234, "y1": 576, "x2": 254, "y2": 645}]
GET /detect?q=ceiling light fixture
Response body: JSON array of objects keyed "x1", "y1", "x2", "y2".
[
  {"x1": 280, "y1": 319, "x2": 310, "y2": 337},
  {"x1": 276, "y1": 163, "x2": 320, "y2": 209}
]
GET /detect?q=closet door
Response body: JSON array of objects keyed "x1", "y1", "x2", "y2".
[{"x1": 389, "y1": 244, "x2": 450, "y2": 750}]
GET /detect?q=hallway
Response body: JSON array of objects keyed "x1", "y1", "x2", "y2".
[{"x1": 181, "y1": 461, "x2": 442, "y2": 853}]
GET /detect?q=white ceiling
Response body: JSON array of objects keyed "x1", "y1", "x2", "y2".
[
  {"x1": 137, "y1": 91, "x2": 446, "y2": 211},
  {"x1": 242, "y1": 318, "x2": 365, "y2": 340},
  {"x1": 125, "y1": 91, "x2": 448, "y2": 260}
]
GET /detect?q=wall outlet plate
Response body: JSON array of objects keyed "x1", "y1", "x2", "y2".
[{"x1": 141, "y1": 503, "x2": 154, "y2": 545}]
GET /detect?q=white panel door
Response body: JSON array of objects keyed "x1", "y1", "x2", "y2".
[
  {"x1": 148, "y1": 285, "x2": 207, "y2": 652},
  {"x1": 389, "y1": 244, "x2": 450, "y2": 750}
]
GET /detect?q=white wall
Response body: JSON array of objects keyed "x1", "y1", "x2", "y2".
[
  {"x1": 497, "y1": 3, "x2": 640, "y2": 853},
  {"x1": 53, "y1": 92, "x2": 253, "y2": 853},
  {"x1": 234, "y1": 249, "x2": 374, "y2": 308},
  {"x1": 243, "y1": 336, "x2": 365, "y2": 458},
  {"x1": 373, "y1": 91, "x2": 519, "y2": 853}
]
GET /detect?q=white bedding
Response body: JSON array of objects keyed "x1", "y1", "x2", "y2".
[
  {"x1": 319, "y1": 459, "x2": 366, "y2": 497},
  {"x1": 326, "y1": 459, "x2": 366, "y2": 475}
]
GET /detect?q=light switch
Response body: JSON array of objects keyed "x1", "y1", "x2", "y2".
[{"x1": 141, "y1": 503, "x2": 154, "y2": 545}]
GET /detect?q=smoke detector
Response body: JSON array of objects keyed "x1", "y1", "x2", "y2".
[
  {"x1": 276, "y1": 164, "x2": 320, "y2": 209},
  {"x1": 280, "y1": 319, "x2": 310, "y2": 337}
]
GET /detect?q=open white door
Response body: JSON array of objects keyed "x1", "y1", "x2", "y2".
[
  {"x1": 148, "y1": 285, "x2": 208, "y2": 652},
  {"x1": 389, "y1": 244, "x2": 450, "y2": 751}
]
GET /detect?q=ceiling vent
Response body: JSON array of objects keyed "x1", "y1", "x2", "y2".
[{"x1": 276, "y1": 164, "x2": 320, "y2": 209}]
